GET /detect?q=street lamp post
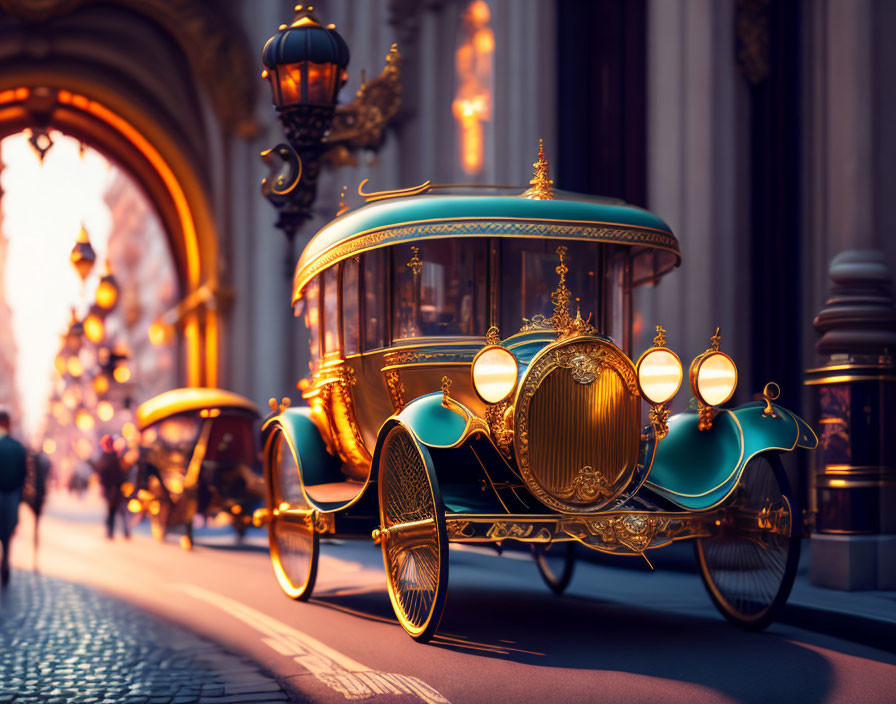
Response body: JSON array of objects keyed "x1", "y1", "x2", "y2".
[{"x1": 260, "y1": 3, "x2": 403, "y2": 243}]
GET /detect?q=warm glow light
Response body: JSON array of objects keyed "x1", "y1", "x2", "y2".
[
  {"x1": 93, "y1": 373, "x2": 109, "y2": 395},
  {"x1": 66, "y1": 356, "x2": 83, "y2": 378},
  {"x1": 97, "y1": 400, "x2": 115, "y2": 422},
  {"x1": 42, "y1": 438, "x2": 56, "y2": 454},
  {"x1": 75, "y1": 408, "x2": 95, "y2": 431},
  {"x1": 472, "y1": 346, "x2": 518, "y2": 404},
  {"x1": 95, "y1": 265, "x2": 119, "y2": 309},
  {"x1": 121, "y1": 421, "x2": 139, "y2": 443},
  {"x1": 113, "y1": 364, "x2": 131, "y2": 383},
  {"x1": 148, "y1": 321, "x2": 173, "y2": 347},
  {"x1": 637, "y1": 348, "x2": 682, "y2": 405},
  {"x1": 83, "y1": 312, "x2": 105, "y2": 344},
  {"x1": 62, "y1": 387, "x2": 80, "y2": 409},
  {"x1": 127, "y1": 498, "x2": 143, "y2": 513},
  {"x1": 694, "y1": 352, "x2": 738, "y2": 406},
  {"x1": 453, "y1": 0, "x2": 493, "y2": 174}
]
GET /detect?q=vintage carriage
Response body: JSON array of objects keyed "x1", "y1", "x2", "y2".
[
  {"x1": 134, "y1": 388, "x2": 263, "y2": 548},
  {"x1": 257, "y1": 147, "x2": 817, "y2": 641}
]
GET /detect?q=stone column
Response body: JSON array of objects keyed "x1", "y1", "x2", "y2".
[{"x1": 807, "y1": 250, "x2": 896, "y2": 589}]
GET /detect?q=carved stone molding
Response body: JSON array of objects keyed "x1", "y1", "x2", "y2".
[{"x1": 0, "y1": 0, "x2": 258, "y2": 136}]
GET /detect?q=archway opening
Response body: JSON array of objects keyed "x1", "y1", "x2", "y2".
[{"x1": 0, "y1": 129, "x2": 179, "y2": 482}]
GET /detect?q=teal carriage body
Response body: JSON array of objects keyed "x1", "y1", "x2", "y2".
[{"x1": 259, "y1": 162, "x2": 817, "y2": 641}]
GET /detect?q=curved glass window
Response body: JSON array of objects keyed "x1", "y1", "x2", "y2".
[
  {"x1": 391, "y1": 239, "x2": 486, "y2": 340},
  {"x1": 499, "y1": 240, "x2": 601, "y2": 334},
  {"x1": 322, "y1": 265, "x2": 340, "y2": 355},
  {"x1": 363, "y1": 251, "x2": 386, "y2": 351},
  {"x1": 342, "y1": 257, "x2": 360, "y2": 355},
  {"x1": 300, "y1": 276, "x2": 320, "y2": 373}
]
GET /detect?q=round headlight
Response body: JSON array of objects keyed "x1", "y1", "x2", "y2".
[
  {"x1": 471, "y1": 346, "x2": 518, "y2": 404},
  {"x1": 691, "y1": 351, "x2": 737, "y2": 406},
  {"x1": 636, "y1": 348, "x2": 682, "y2": 405}
]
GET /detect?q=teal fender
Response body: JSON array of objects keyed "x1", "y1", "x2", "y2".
[
  {"x1": 387, "y1": 392, "x2": 489, "y2": 449},
  {"x1": 261, "y1": 407, "x2": 342, "y2": 487},
  {"x1": 644, "y1": 402, "x2": 818, "y2": 511}
]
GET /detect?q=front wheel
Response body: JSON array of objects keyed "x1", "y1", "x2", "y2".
[
  {"x1": 696, "y1": 452, "x2": 800, "y2": 630},
  {"x1": 532, "y1": 542, "x2": 575, "y2": 595},
  {"x1": 377, "y1": 425, "x2": 448, "y2": 643},
  {"x1": 267, "y1": 431, "x2": 318, "y2": 601}
]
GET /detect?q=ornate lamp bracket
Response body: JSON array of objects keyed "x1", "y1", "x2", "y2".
[{"x1": 262, "y1": 41, "x2": 403, "y2": 243}]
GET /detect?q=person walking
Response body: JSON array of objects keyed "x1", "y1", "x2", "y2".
[
  {"x1": 93, "y1": 435, "x2": 130, "y2": 540},
  {"x1": 23, "y1": 446, "x2": 52, "y2": 567},
  {"x1": 0, "y1": 410, "x2": 27, "y2": 587}
]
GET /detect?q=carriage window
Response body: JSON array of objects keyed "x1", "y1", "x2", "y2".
[
  {"x1": 322, "y1": 265, "x2": 340, "y2": 355},
  {"x1": 363, "y1": 251, "x2": 386, "y2": 350},
  {"x1": 499, "y1": 240, "x2": 600, "y2": 333},
  {"x1": 391, "y1": 239, "x2": 486, "y2": 339},
  {"x1": 604, "y1": 249, "x2": 632, "y2": 351},
  {"x1": 300, "y1": 276, "x2": 320, "y2": 372},
  {"x1": 342, "y1": 257, "x2": 360, "y2": 355}
]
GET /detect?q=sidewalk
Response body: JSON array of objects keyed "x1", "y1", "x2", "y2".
[{"x1": 0, "y1": 570, "x2": 292, "y2": 704}]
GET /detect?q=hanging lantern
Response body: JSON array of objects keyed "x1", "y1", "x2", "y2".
[
  {"x1": 83, "y1": 304, "x2": 106, "y2": 344},
  {"x1": 70, "y1": 223, "x2": 96, "y2": 282},
  {"x1": 95, "y1": 260, "x2": 120, "y2": 310},
  {"x1": 63, "y1": 309, "x2": 84, "y2": 354},
  {"x1": 262, "y1": 5, "x2": 350, "y2": 113}
]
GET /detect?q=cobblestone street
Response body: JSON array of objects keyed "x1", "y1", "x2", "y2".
[{"x1": 0, "y1": 570, "x2": 292, "y2": 704}]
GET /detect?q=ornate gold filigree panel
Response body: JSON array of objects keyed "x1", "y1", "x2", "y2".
[
  {"x1": 514, "y1": 338, "x2": 641, "y2": 513},
  {"x1": 306, "y1": 362, "x2": 371, "y2": 479},
  {"x1": 560, "y1": 513, "x2": 711, "y2": 554}
]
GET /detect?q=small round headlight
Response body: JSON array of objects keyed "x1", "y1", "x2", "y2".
[
  {"x1": 636, "y1": 348, "x2": 682, "y2": 405},
  {"x1": 471, "y1": 346, "x2": 518, "y2": 404},
  {"x1": 691, "y1": 351, "x2": 737, "y2": 406}
]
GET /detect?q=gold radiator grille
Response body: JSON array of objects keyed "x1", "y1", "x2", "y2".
[{"x1": 513, "y1": 339, "x2": 641, "y2": 513}]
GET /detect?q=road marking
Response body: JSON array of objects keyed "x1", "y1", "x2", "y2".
[{"x1": 175, "y1": 584, "x2": 450, "y2": 704}]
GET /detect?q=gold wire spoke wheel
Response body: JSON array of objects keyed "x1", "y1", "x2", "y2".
[
  {"x1": 531, "y1": 542, "x2": 576, "y2": 595},
  {"x1": 696, "y1": 453, "x2": 800, "y2": 630},
  {"x1": 268, "y1": 431, "x2": 318, "y2": 601},
  {"x1": 377, "y1": 425, "x2": 448, "y2": 643}
]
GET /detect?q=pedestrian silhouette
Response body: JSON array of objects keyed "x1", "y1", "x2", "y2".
[
  {"x1": 92, "y1": 435, "x2": 131, "y2": 540},
  {"x1": 0, "y1": 410, "x2": 28, "y2": 587},
  {"x1": 23, "y1": 447, "x2": 51, "y2": 569}
]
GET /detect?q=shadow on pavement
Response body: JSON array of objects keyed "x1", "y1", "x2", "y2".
[{"x1": 312, "y1": 576, "x2": 839, "y2": 703}]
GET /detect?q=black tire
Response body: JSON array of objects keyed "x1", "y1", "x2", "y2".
[
  {"x1": 696, "y1": 452, "x2": 800, "y2": 630},
  {"x1": 267, "y1": 431, "x2": 318, "y2": 601},
  {"x1": 532, "y1": 542, "x2": 576, "y2": 595},
  {"x1": 377, "y1": 425, "x2": 449, "y2": 643}
]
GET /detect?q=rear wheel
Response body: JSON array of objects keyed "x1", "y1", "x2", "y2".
[
  {"x1": 696, "y1": 452, "x2": 800, "y2": 630},
  {"x1": 532, "y1": 542, "x2": 576, "y2": 594},
  {"x1": 268, "y1": 432, "x2": 318, "y2": 601},
  {"x1": 377, "y1": 425, "x2": 448, "y2": 643}
]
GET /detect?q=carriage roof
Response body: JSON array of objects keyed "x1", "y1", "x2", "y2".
[
  {"x1": 292, "y1": 191, "x2": 680, "y2": 303},
  {"x1": 136, "y1": 388, "x2": 260, "y2": 430}
]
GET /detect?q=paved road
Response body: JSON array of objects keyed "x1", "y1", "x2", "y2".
[{"x1": 9, "y1": 493, "x2": 896, "y2": 704}]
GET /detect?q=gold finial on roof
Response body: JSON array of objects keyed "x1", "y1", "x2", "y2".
[
  {"x1": 709, "y1": 327, "x2": 722, "y2": 351},
  {"x1": 522, "y1": 139, "x2": 554, "y2": 200},
  {"x1": 549, "y1": 245, "x2": 571, "y2": 328},
  {"x1": 486, "y1": 325, "x2": 501, "y2": 345},
  {"x1": 654, "y1": 325, "x2": 667, "y2": 347}
]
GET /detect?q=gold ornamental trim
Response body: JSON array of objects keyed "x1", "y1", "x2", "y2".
[
  {"x1": 513, "y1": 337, "x2": 641, "y2": 513},
  {"x1": 293, "y1": 217, "x2": 681, "y2": 301}
]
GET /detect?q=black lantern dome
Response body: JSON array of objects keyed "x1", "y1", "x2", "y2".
[{"x1": 262, "y1": 4, "x2": 350, "y2": 109}]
